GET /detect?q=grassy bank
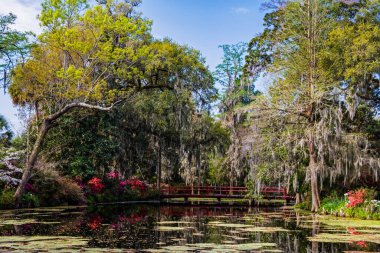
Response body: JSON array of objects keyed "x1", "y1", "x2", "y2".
[{"x1": 296, "y1": 188, "x2": 380, "y2": 220}]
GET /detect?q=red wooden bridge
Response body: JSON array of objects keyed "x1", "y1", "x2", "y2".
[{"x1": 160, "y1": 185, "x2": 294, "y2": 203}]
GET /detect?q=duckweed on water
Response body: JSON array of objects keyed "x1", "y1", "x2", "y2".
[
  {"x1": 145, "y1": 242, "x2": 278, "y2": 252},
  {"x1": 207, "y1": 222, "x2": 255, "y2": 228},
  {"x1": 0, "y1": 218, "x2": 60, "y2": 226},
  {"x1": 308, "y1": 233, "x2": 380, "y2": 244},
  {"x1": 156, "y1": 221, "x2": 194, "y2": 225},
  {"x1": 319, "y1": 217, "x2": 380, "y2": 228},
  {"x1": 0, "y1": 205, "x2": 380, "y2": 252},
  {"x1": 240, "y1": 227, "x2": 290, "y2": 233},
  {"x1": 155, "y1": 226, "x2": 195, "y2": 231},
  {"x1": 0, "y1": 236, "x2": 88, "y2": 251}
]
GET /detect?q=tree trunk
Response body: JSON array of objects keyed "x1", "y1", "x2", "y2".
[
  {"x1": 12, "y1": 102, "x2": 119, "y2": 207},
  {"x1": 295, "y1": 193, "x2": 301, "y2": 205},
  {"x1": 308, "y1": 136, "x2": 320, "y2": 212},
  {"x1": 156, "y1": 138, "x2": 162, "y2": 193},
  {"x1": 14, "y1": 120, "x2": 52, "y2": 207},
  {"x1": 196, "y1": 147, "x2": 201, "y2": 195}
]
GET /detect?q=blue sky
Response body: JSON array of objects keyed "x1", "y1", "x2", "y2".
[{"x1": 0, "y1": 0, "x2": 266, "y2": 133}]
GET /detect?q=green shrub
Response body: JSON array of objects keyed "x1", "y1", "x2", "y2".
[
  {"x1": 143, "y1": 188, "x2": 160, "y2": 200},
  {"x1": 346, "y1": 207, "x2": 370, "y2": 219},
  {"x1": 295, "y1": 200, "x2": 311, "y2": 210},
  {"x1": 22, "y1": 193, "x2": 40, "y2": 208},
  {"x1": 320, "y1": 198, "x2": 346, "y2": 214},
  {"x1": 0, "y1": 189, "x2": 15, "y2": 209}
]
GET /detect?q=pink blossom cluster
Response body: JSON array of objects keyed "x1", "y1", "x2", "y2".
[{"x1": 107, "y1": 171, "x2": 119, "y2": 179}]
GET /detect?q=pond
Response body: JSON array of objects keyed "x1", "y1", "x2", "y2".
[{"x1": 0, "y1": 203, "x2": 379, "y2": 252}]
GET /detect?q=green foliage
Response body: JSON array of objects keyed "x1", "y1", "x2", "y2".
[
  {"x1": 40, "y1": 0, "x2": 88, "y2": 29},
  {"x1": 6, "y1": 0, "x2": 223, "y2": 205},
  {"x1": 243, "y1": 0, "x2": 380, "y2": 211},
  {"x1": 206, "y1": 154, "x2": 228, "y2": 185},
  {"x1": 22, "y1": 193, "x2": 40, "y2": 208},
  {"x1": 295, "y1": 201, "x2": 311, "y2": 211},
  {"x1": 320, "y1": 198, "x2": 346, "y2": 214},
  {"x1": 0, "y1": 189, "x2": 15, "y2": 209},
  {"x1": 0, "y1": 13, "x2": 32, "y2": 89},
  {"x1": 215, "y1": 42, "x2": 260, "y2": 113},
  {"x1": 245, "y1": 179, "x2": 262, "y2": 203},
  {"x1": 0, "y1": 115, "x2": 13, "y2": 148},
  {"x1": 303, "y1": 188, "x2": 380, "y2": 220}
]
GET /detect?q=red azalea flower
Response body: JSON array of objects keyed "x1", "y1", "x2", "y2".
[
  {"x1": 88, "y1": 177, "x2": 105, "y2": 193},
  {"x1": 126, "y1": 177, "x2": 147, "y2": 192},
  {"x1": 346, "y1": 189, "x2": 366, "y2": 208}
]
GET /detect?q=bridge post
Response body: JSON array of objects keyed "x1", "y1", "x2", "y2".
[
  {"x1": 184, "y1": 197, "x2": 189, "y2": 203},
  {"x1": 217, "y1": 197, "x2": 221, "y2": 203}
]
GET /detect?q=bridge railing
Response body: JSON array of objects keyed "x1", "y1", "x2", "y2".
[{"x1": 161, "y1": 185, "x2": 290, "y2": 199}]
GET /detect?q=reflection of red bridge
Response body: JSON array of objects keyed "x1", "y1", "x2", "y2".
[{"x1": 160, "y1": 186, "x2": 294, "y2": 203}]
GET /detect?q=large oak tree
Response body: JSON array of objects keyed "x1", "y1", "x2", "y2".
[{"x1": 9, "y1": 0, "x2": 215, "y2": 205}]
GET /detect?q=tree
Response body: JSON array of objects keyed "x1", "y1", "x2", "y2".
[
  {"x1": 213, "y1": 43, "x2": 261, "y2": 188},
  {"x1": 8, "y1": 0, "x2": 215, "y2": 205},
  {"x1": 0, "y1": 115, "x2": 12, "y2": 148},
  {"x1": 245, "y1": 0, "x2": 380, "y2": 211},
  {"x1": 0, "y1": 13, "x2": 32, "y2": 91}
]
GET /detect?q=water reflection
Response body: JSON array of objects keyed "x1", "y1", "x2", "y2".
[{"x1": 0, "y1": 204, "x2": 379, "y2": 252}]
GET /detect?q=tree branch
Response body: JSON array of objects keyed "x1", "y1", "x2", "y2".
[{"x1": 46, "y1": 100, "x2": 123, "y2": 122}]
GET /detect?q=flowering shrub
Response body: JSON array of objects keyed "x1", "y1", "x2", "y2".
[
  {"x1": 346, "y1": 189, "x2": 366, "y2": 208},
  {"x1": 126, "y1": 177, "x2": 146, "y2": 192},
  {"x1": 85, "y1": 174, "x2": 151, "y2": 204},
  {"x1": 119, "y1": 180, "x2": 127, "y2": 188},
  {"x1": 107, "y1": 171, "x2": 119, "y2": 179},
  {"x1": 87, "y1": 177, "x2": 105, "y2": 193}
]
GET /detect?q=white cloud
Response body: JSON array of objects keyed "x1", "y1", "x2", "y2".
[
  {"x1": 232, "y1": 7, "x2": 250, "y2": 15},
  {"x1": 0, "y1": 0, "x2": 42, "y2": 34}
]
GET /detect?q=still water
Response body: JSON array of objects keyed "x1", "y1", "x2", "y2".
[{"x1": 0, "y1": 203, "x2": 379, "y2": 252}]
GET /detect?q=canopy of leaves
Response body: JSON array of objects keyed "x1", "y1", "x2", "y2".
[{"x1": 0, "y1": 13, "x2": 32, "y2": 90}]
